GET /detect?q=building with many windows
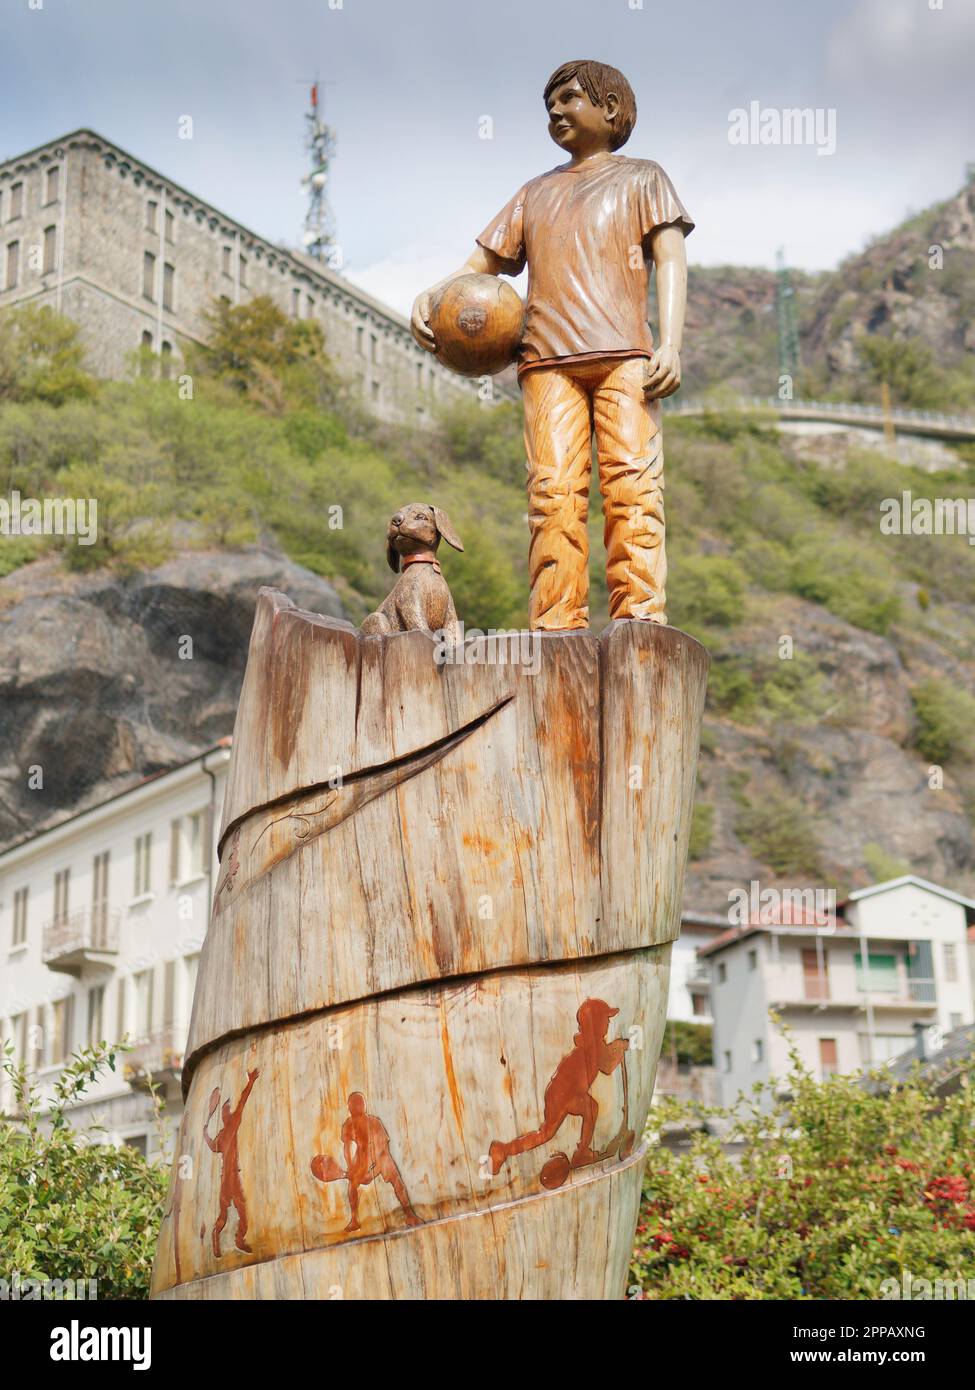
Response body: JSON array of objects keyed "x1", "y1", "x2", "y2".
[
  {"x1": 0, "y1": 130, "x2": 484, "y2": 422},
  {"x1": 0, "y1": 742, "x2": 230, "y2": 1157},
  {"x1": 696, "y1": 876, "x2": 975, "y2": 1106}
]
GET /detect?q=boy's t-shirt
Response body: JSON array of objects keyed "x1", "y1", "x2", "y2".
[{"x1": 476, "y1": 153, "x2": 693, "y2": 373}]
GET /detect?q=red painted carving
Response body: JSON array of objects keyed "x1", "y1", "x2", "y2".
[
  {"x1": 488, "y1": 998, "x2": 634, "y2": 1189},
  {"x1": 311, "y1": 1091, "x2": 422, "y2": 1233},
  {"x1": 203, "y1": 1068, "x2": 260, "y2": 1257}
]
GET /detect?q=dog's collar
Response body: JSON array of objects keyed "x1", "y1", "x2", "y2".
[{"x1": 400, "y1": 550, "x2": 441, "y2": 573}]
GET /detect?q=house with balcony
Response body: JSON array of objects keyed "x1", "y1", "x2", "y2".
[
  {"x1": 698, "y1": 876, "x2": 975, "y2": 1106},
  {"x1": 0, "y1": 742, "x2": 230, "y2": 1157}
]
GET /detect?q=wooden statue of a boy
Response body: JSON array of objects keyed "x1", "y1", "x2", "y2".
[{"x1": 411, "y1": 59, "x2": 693, "y2": 631}]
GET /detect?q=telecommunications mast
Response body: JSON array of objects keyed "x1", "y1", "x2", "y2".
[{"x1": 301, "y1": 79, "x2": 340, "y2": 269}]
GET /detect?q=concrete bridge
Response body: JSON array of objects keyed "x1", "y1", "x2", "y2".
[{"x1": 663, "y1": 395, "x2": 975, "y2": 444}]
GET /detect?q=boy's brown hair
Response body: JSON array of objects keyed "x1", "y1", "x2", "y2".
[{"x1": 542, "y1": 60, "x2": 637, "y2": 151}]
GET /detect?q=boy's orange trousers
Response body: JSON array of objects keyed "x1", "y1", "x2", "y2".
[{"x1": 520, "y1": 355, "x2": 666, "y2": 631}]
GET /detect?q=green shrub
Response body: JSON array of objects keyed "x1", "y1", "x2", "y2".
[
  {"x1": 668, "y1": 553, "x2": 747, "y2": 631},
  {"x1": 688, "y1": 801, "x2": 715, "y2": 860},
  {"x1": 660, "y1": 1021, "x2": 713, "y2": 1067},
  {"x1": 632, "y1": 1033, "x2": 975, "y2": 1299},
  {"x1": 0, "y1": 1044, "x2": 167, "y2": 1299},
  {"x1": 912, "y1": 678, "x2": 975, "y2": 763},
  {"x1": 735, "y1": 790, "x2": 824, "y2": 878}
]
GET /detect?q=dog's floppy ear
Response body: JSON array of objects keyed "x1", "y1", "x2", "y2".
[
  {"x1": 431, "y1": 506, "x2": 464, "y2": 552},
  {"x1": 386, "y1": 538, "x2": 401, "y2": 573}
]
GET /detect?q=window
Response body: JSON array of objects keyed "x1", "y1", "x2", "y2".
[
  {"x1": 239, "y1": 254, "x2": 248, "y2": 288},
  {"x1": 416, "y1": 359, "x2": 424, "y2": 389},
  {"x1": 12, "y1": 887, "x2": 28, "y2": 946},
  {"x1": 222, "y1": 245, "x2": 232, "y2": 277},
  {"x1": 370, "y1": 332, "x2": 379, "y2": 364},
  {"x1": 146, "y1": 200, "x2": 158, "y2": 233},
  {"x1": 49, "y1": 996, "x2": 73, "y2": 1066},
  {"x1": 134, "y1": 832, "x2": 152, "y2": 896},
  {"x1": 752, "y1": 1038, "x2": 763, "y2": 1063},
  {"x1": 859, "y1": 1033, "x2": 911, "y2": 1065},
  {"x1": 160, "y1": 341, "x2": 173, "y2": 377},
  {"x1": 691, "y1": 991, "x2": 708, "y2": 1017},
  {"x1": 164, "y1": 208, "x2": 175, "y2": 244},
  {"x1": 819, "y1": 1037, "x2": 838, "y2": 1076},
  {"x1": 723, "y1": 1049, "x2": 732, "y2": 1073},
  {"x1": 291, "y1": 287, "x2": 300, "y2": 318},
  {"x1": 125, "y1": 1133, "x2": 148, "y2": 1156},
  {"x1": 305, "y1": 294, "x2": 314, "y2": 317},
  {"x1": 371, "y1": 379, "x2": 381, "y2": 403},
  {"x1": 171, "y1": 810, "x2": 208, "y2": 884},
  {"x1": 91, "y1": 851, "x2": 110, "y2": 945},
  {"x1": 855, "y1": 951, "x2": 898, "y2": 993},
  {"x1": 143, "y1": 250, "x2": 156, "y2": 301},
  {"x1": 747, "y1": 948, "x2": 757, "y2": 971},
  {"x1": 10, "y1": 1012, "x2": 28, "y2": 1065},
  {"x1": 134, "y1": 969, "x2": 154, "y2": 1038},
  {"x1": 42, "y1": 224, "x2": 57, "y2": 274},
  {"x1": 356, "y1": 325, "x2": 364, "y2": 356},
  {"x1": 943, "y1": 942, "x2": 959, "y2": 984},
  {"x1": 87, "y1": 985, "x2": 105, "y2": 1046},
  {"x1": 162, "y1": 262, "x2": 174, "y2": 311},
  {"x1": 10, "y1": 182, "x2": 23, "y2": 218},
  {"x1": 141, "y1": 328, "x2": 153, "y2": 350},
  {"x1": 717, "y1": 961, "x2": 727, "y2": 984},
  {"x1": 802, "y1": 947, "x2": 829, "y2": 1001},
  {"x1": 5, "y1": 240, "x2": 20, "y2": 289},
  {"x1": 44, "y1": 166, "x2": 60, "y2": 204},
  {"x1": 53, "y1": 868, "x2": 70, "y2": 925},
  {"x1": 950, "y1": 1012, "x2": 962, "y2": 1030}
]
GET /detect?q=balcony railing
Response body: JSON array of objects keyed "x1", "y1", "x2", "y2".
[
  {"x1": 42, "y1": 907, "x2": 120, "y2": 972},
  {"x1": 123, "y1": 1028, "x2": 184, "y2": 1088}
]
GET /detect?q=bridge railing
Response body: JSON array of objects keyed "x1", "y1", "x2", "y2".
[{"x1": 662, "y1": 395, "x2": 975, "y2": 432}]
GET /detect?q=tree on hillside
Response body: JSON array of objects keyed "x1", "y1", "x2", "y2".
[
  {"x1": 187, "y1": 296, "x2": 340, "y2": 413},
  {"x1": 0, "y1": 305, "x2": 96, "y2": 406}
]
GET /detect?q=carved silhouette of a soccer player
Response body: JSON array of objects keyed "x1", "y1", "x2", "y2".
[
  {"x1": 203, "y1": 1067, "x2": 259, "y2": 1258},
  {"x1": 311, "y1": 1091, "x2": 421, "y2": 1233},
  {"x1": 489, "y1": 999, "x2": 630, "y2": 1180}
]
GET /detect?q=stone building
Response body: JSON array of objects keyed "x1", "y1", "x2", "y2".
[{"x1": 0, "y1": 129, "x2": 484, "y2": 422}]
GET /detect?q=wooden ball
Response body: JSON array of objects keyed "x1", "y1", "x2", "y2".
[{"x1": 428, "y1": 273, "x2": 525, "y2": 377}]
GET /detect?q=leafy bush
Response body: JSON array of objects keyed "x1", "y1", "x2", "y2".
[
  {"x1": 0, "y1": 306, "x2": 96, "y2": 406},
  {"x1": 912, "y1": 677, "x2": 975, "y2": 763},
  {"x1": 0, "y1": 1044, "x2": 167, "y2": 1299},
  {"x1": 734, "y1": 790, "x2": 824, "y2": 878},
  {"x1": 688, "y1": 801, "x2": 715, "y2": 860},
  {"x1": 668, "y1": 553, "x2": 746, "y2": 631},
  {"x1": 660, "y1": 1021, "x2": 713, "y2": 1067},
  {"x1": 632, "y1": 1035, "x2": 975, "y2": 1299}
]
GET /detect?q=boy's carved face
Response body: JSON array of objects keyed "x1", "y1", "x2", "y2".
[{"x1": 545, "y1": 76, "x2": 619, "y2": 158}]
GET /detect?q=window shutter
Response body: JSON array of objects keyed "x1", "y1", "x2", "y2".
[
  {"x1": 170, "y1": 819, "x2": 181, "y2": 885},
  {"x1": 203, "y1": 805, "x2": 214, "y2": 876},
  {"x1": 146, "y1": 967, "x2": 155, "y2": 1035},
  {"x1": 116, "y1": 977, "x2": 126, "y2": 1041},
  {"x1": 163, "y1": 960, "x2": 175, "y2": 1028}
]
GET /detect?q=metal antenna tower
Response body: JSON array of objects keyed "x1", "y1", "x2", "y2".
[
  {"x1": 300, "y1": 79, "x2": 339, "y2": 268},
  {"x1": 776, "y1": 247, "x2": 800, "y2": 383}
]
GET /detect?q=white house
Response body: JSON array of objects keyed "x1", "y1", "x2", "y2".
[
  {"x1": 0, "y1": 741, "x2": 230, "y2": 1158},
  {"x1": 697, "y1": 876, "x2": 975, "y2": 1106}
]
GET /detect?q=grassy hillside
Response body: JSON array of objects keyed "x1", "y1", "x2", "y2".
[{"x1": 2, "y1": 302, "x2": 975, "y2": 901}]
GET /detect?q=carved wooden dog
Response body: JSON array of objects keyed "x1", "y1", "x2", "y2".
[{"x1": 361, "y1": 503, "x2": 463, "y2": 638}]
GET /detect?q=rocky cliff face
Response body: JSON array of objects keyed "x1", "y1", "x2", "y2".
[{"x1": 0, "y1": 548, "x2": 344, "y2": 849}]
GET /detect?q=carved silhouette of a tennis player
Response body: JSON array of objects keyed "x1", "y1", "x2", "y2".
[
  {"x1": 203, "y1": 1067, "x2": 259, "y2": 1258},
  {"x1": 311, "y1": 1092, "x2": 421, "y2": 1233},
  {"x1": 489, "y1": 999, "x2": 632, "y2": 1187}
]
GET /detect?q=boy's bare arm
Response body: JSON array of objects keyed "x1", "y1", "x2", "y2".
[
  {"x1": 410, "y1": 246, "x2": 506, "y2": 352},
  {"x1": 643, "y1": 224, "x2": 687, "y2": 399}
]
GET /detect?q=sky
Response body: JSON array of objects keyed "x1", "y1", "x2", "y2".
[{"x1": 2, "y1": 0, "x2": 973, "y2": 315}]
